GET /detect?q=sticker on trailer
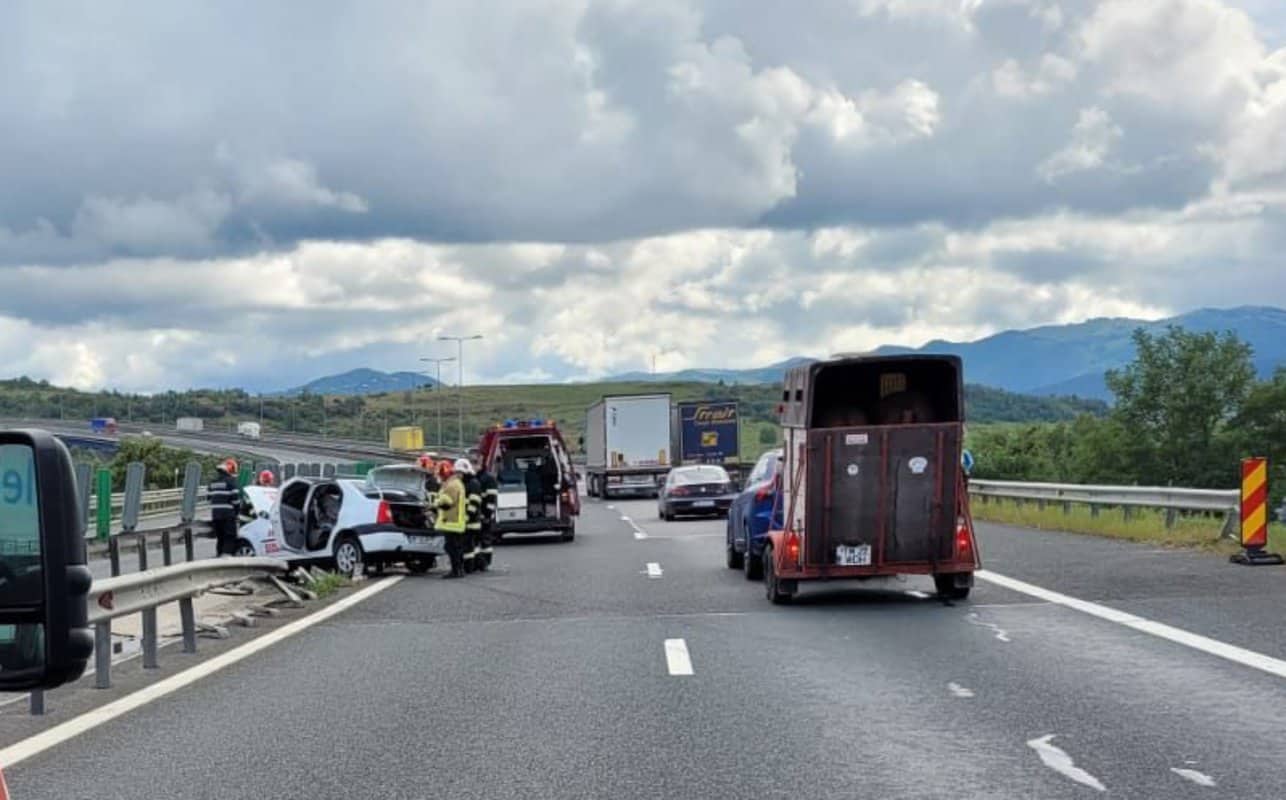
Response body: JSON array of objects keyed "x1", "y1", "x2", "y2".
[
  {"x1": 844, "y1": 433, "x2": 869, "y2": 446},
  {"x1": 908, "y1": 456, "x2": 928, "y2": 475}
]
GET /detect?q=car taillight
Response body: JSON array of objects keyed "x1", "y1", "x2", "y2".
[
  {"x1": 670, "y1": 486, "x2": 690, "y2": 496},
  {"x1": 955, "y1": 516, "x2": 974, "y2": 563},
  {"x1": 376, "y1": 501, "x2": 393, "y2": 525},
  {"x1": 754, "y1": 481, "x2": 773, "y2": 501}
]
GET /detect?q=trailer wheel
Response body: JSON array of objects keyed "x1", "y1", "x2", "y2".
[
  {"x1": 763, "y1": 544, "x2": 793, "y2": 605},
  {"x1": 934, "y1": 574, "x2": 972, "y2": 601}
]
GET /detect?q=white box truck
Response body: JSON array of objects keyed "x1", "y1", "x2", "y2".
[
  {"x1": 584, "y1": 393, "x2": 672, "y2": 499},
  {"x1": 175, "y1": 417, "x2": 204, "y2": 432},
  {"x1": 237, "y1": 421, "x2": 262, "y2": 439}
]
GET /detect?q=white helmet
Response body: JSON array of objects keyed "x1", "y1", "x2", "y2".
[{"x1": 453, "y1": 458, "x2": 474, "y2": 475}]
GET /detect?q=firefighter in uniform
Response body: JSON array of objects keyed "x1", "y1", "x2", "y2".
[
  {"x1": 477, "y1": 460, "x2": 499, "y2": 568},
  {"x1": 208, "y1": 458, "x2": 241, "y2": 556},
  {"x1": 434, "y1": 460, "x2": 467, "y2": 579},
  {"x1": 418, "y1": 454, "x2": 439, "y2": 527},
  {"x1": 456, "y1": 459, "x2": 483, "y2": 573}
]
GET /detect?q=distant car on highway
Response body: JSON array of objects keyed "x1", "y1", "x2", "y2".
[
  {"x1": 235, "y1": 471, "x2": 443, "y2": 576},
  {"x1": 657, "y1": 464, "x2": 736, "y2": 521},
  {"x1": 725, "y1": 448, "x2": 782, "y2": 579}
]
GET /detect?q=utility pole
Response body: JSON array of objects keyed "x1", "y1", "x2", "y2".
[
  {"x1": 436, "y1": 335, "x2": 482, "y2": 448},
  {"x1": 419, "y1": 356, "x2": 455, "y2": 448}
]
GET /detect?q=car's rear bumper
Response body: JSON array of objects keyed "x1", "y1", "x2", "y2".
[
  {"x1": 350, "y1": 524, "x2": 445, "y2": 556},
  {"x1": 664, "y1": 497, "x2": 735, "y2": 514},
  {"x1": 495, "y1": 518, "x2": 574, "y2": 534}
]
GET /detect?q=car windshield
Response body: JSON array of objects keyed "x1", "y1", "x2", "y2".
[
  {"x1": 672, "y1": 466, "x2": 730, "y2": 485},
  {"x1": 7, "y1": 4, "x2": 1286, "y2": 798}
]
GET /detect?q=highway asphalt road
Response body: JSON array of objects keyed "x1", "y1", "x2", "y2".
[{"x1": 9, "y1": 498, "x2": 1286, "y2": 798}]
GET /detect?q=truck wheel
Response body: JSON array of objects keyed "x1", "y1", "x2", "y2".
[
  {"x1": 934, "y1": 574, "x2": 972, "y2": 601},
  {"x1": 763, "y1": 544, "x2": 793, "y2": 605}
]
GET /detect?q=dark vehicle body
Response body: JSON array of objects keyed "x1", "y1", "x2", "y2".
[
  {"x1": 658, "y1": 464, "x2": 737, "y2": 520},
  {"x1": 725, "y1": 448, "x2": 782, "y2": 579},
  {"x1": 762, "y1": 354, "x2": 980, "y2": 603}
]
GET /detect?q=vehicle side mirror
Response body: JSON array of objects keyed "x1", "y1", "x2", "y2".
[{"x1": 0, "y1": 430, "x2": 93, "y2": 691}]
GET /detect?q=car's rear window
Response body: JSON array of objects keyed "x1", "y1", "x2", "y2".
[{"x1": 672, "y1": 466, "x2": 730, "y2": 485}]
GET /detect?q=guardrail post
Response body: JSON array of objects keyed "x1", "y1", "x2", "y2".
[
  {"x1": 95, "y1": 622, "x2": 112, "y2": 688},
  {"x1": 1091, "y1": 504, "x2": 1100, "y2": 518},
  {"x1": 1164, "y1": 508, "x2": 1177, "y2": 529},
  {"x1": 180, "y1": 598, "x2": 197, "y2": 653},
  {"x1": 1123, "y1": 506, "x2": 1134, "y2": 521},
  {"x1": 181, "y1": 462, "x2": 202, "y2": 561},
  {"x1": 95, "y1": 468, "x2": 112, "y2": 541},
  {"x1": 1062, "y1": 501, "x2": 1071, "y2": 516}
]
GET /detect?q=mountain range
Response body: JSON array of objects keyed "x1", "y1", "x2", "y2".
[
  {"x1": 609, "y1": 306, "x2": 1286, "y2": 400},
  {"x1": 284, "y1": 306, "x2": 1286, "y2": 401},
  {"x1": 275, "y1": 368, "x2": 437, "y2": 396}
]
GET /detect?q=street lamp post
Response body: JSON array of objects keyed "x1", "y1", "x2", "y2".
[
  {"x1": 437, "y1": 334, "x2": 483, "y2": 448},
  {"x1": 419, "y1": 356, "x2": 456, "y2": 448}
]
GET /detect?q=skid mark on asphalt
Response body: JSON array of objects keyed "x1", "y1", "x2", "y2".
[
  {"x1": 664, "y1": 638, "x2": 694, "y2": 676},
  {"x1": 947, "y1": 682, "x2": 974, "y2": 698},
  {"x1": 1171, "y1": 767, "x2": 1217, "y2": 787},
  {"x1": 977, "y1": 569, "x2": 1286, "y2": 681},
  {"x1": 966, "y1": 612, "x2": 1011, "y2": 642},
  {"x1": 1026, "y1": 734, "x2": 1107, "y2": 792}
]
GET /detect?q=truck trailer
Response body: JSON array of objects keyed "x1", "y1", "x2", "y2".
[{"x1": 583, "y1": 393, "x2": 672, "y2": 499}]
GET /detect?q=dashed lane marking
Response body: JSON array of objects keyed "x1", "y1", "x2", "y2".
[{"x1": 664, "y1": 638, "x2": 694, "y2": 676}]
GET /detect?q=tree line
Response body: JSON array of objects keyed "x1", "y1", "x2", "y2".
[{"x1": 969, "y1": 326, "x2": 1286, "y2": 509}]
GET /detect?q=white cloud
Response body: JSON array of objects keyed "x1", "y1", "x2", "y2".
[
  {"x1": 992, "y1": 54, "x2": 1077, "y2": 97},
  {"x1": 1038, "y1": 107, "x2": 1123, "y2": 181},
  {"x1": 235, "y1": 156, "x2": 369, "y2": 214}
]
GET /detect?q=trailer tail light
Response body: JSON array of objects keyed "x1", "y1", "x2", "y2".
[
  {"x1": 785, "y1": 531, "x2": 801, "y2": 563},
  {"x1": 954, "y1": 516, "x2": 974, "y2": 563},
  {"x1": 376, "y1": 501, "x2": 393, "y2": 525}
]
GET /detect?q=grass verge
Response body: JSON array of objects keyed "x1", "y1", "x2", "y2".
[
  {"x1": 308, "y1": 571, "x2": 350, "y2": 598},
  {"x1": 970, "y1": 498, "x2": 1286, "y2": 555}
]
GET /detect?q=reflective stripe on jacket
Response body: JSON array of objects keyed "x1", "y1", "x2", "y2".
[
  {"x1": 465, "y1": 476, "x2": 483, "y2": 531},
  {"x1": 434, "y1": 476, "x2": 467, "y2": 534}
]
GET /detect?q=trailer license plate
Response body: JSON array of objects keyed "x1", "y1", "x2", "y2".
[{"x1": 836, "y1": 544, "x2": 871, "y2": 566}]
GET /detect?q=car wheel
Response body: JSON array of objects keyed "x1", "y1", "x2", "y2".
[
  {"x1": 726, "y1": 530, "x2": 744, "y2": 570},
  {"x1": 333, "y1": 535, "x2": 364, "y2": 578},
  {"x1": 232, "y1": 539, "x2": 256, "y2": 558},
  {"x1": 763, "y1": 544, "x2": 793, "y2": 605},
  {"x1": 934, "y1": 573, "x2": 972, "y2": 601},
  {"x1": 743, "y1": 525, "x2": 763, "y2": 581},
  {"x1": 406, "y1": 556, "x2": 435, "y2": 574}
]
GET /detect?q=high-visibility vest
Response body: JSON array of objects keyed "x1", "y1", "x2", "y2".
[{"x1": 435, "y1": 477, "x2": 467, "y2": 534}]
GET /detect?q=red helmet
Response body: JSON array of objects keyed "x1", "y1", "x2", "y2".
[
  {"x1": 258, "y1": 470, "x2": 275, "y2": 486},
  {"x1": 417, "y1": 454, "x2": 435, "y2": 472},
  {"x1": 219, "y1": 458, "x2": 239, "y2": 477},
  {"x1": 436, "y1": 460, "x2": 454, "y2": 480}
]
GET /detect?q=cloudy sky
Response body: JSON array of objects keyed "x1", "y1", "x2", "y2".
[{"x1": 3, "y1": 0, "x2": 1285, "y2": 393}]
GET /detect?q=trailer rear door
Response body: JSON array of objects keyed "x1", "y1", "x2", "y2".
[{"x1": 804, "y1": 423, "x2": 960, "y2": 568}]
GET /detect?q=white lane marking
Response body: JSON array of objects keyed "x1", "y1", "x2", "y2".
[
  {"x1": 621, "y1": 514, "x2": 648, "y2": 540},
  {"x1": 1027, "y1": 734, "x2": 1107, "y2": 793},
  {"x1": 977, "y1": 570, "x2": 1286, "y2": 680},
  {"x1": 947, "y1": 682, "x2": 975, "y2": 698},
  {"x1": 664, "y1": 638, "x2": 694, "y2": 676},
  {"x1": 905, "y1": 590, "x2": 931, "y2": 599},
  {"x1": 966, "y1": 612, "x2": 1011, "y2": 642},
  {"x1": 645, "y1": 562, "x2": 663, "y2": 579},
  {"x1": 1171, "y1": 768, "x2": 1216, "y2": 787},
  {"x1": 0, "y1": 576, "x2": 405, "y2": 769},
  {"x1": 607, "y1": 504, "x2": 616, "y2": 510}
]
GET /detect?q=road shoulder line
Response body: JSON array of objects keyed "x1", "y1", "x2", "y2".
[
  {"x1": 0, "y1": 576, "x2": 405, "y2": 769},
  {"x1": 976, "y1": 569, "x2": 1286, "y2": 680}
]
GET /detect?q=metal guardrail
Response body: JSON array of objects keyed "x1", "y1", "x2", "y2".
[{"x1": 967, "y1": 478, "x2": 1241, "y2": 532}]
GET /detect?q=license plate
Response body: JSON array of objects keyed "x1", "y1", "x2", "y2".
[
  {"x1": 407, "y1": 535, "x2": 433, "y2": 545},
  {"x1": 500, "y1": 509, "x2": 524, "y2": 521},
  {"x1": 693, "y1": 500, "x2": 715, "y2": 508},
  {"x1": 836, "y1": 544, "x2": 871, "y2": 566}
]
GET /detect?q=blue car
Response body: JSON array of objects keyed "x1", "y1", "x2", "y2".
[{"x1": 725, "y1": 448, "x2": 782, "y2": 580}]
